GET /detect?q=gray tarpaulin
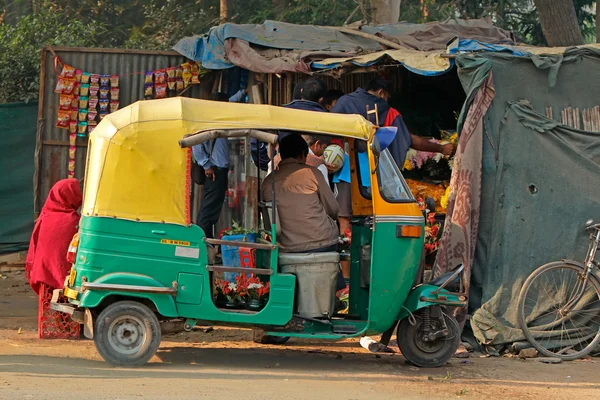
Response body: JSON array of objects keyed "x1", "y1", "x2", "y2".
[{"x1": 453, "y1": 49, "x2": 600, "y2": 350}]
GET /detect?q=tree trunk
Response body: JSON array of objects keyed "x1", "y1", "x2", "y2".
[
  {"x1": 370, "y1": 0, "x2": 401, "y2": 24},
  {"x1": 220, "y1": 0, "x2": 229, "y2": 24},
  {"x1": 533, "y1": 0, "x2": 584, "y2": 46}
]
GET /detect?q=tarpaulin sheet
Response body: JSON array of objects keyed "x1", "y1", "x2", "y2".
[
  {"x1": 453, "y1": 49, "x2": 600, "y2": 350},
  {"x1": 173, "y1": 19, "x2": 515, "y2": 75},
  {"x1": 0, "y1": 102, "x2": 37, "y2": 254}
]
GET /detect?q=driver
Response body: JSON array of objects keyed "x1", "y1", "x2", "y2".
[{"x1": 261, "y1": 134, "x2": 339, "y2": 253}]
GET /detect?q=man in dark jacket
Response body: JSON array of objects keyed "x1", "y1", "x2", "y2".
[{"x1": 331, "y1": 77, "x2": 456, "y2": 168}]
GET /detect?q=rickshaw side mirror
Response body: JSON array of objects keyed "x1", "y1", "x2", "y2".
[{"x1": 370, "y1": 136, "x2": 381, "y2": 157}]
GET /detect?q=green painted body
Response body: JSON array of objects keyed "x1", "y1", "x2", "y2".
[{"x1": 69, "y1": 213, "x2": 462, "y2": 339}]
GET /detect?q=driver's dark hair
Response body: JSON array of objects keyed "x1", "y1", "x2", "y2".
[
  {"x1": 300, "y1": 78, "x2": 326, "y2": 103},
  {"x1": 279, "y1": 133, "x2": 309, "y2": 160},
  {"x1": 292, "y1": 81, "x2": 304, "y2": 100},
  {"x1": 209, "y1": 92, "x2": 230, "y2": 102},
  {"x1": 365, "y1": 77, "x2": 393, "y2": 94}
]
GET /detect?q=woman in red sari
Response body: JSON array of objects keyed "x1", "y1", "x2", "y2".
[{"x1": 26, "y1": 179, "x2": 82, "y2": 295}]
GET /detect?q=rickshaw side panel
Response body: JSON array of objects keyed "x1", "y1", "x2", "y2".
[
  {"x1": 396, "y1": 284, "x2": 465, "y2": 321},
  {"x1": 73, "y1": 216, "x2": 206, "y2": 312},
  {"x1": 366, "y1": 220, "x2": 423, "y2": 334}
]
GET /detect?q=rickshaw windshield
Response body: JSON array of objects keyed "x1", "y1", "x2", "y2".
[{"x1": 377, "y1": 149, "x2": 413, "y2": 202}]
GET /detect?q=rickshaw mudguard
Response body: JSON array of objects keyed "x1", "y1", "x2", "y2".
[
  {"x1": 397, "y1": 284, "x2": 465, "y2": 320},
  {"x1": 78, "y1": 272, "x2": 179, "y2": 318}
]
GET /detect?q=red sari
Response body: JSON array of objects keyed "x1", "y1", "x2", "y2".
[{"x1": 26, "y1": 179, "x2": 82, "y2": 295}]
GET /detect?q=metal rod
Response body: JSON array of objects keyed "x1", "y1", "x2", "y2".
[
  {"x1": 204, "y1": 238, "x2": 276, "y2": 250},
  {"x1": 82, "y1": 282, "x2": 177, "y2": 295}
]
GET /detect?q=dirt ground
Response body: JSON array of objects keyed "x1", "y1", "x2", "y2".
[{"x1": 1, "y1": 271, "x2": 599, "y2": 400}]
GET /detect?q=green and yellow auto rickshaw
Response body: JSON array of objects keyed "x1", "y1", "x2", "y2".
[{"x1": 51, "y1": 97, "x2": 466, "y2": 368}]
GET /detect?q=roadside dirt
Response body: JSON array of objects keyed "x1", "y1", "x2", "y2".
[{"x1": 1, "y1": 271, "x2": 599, "y2": 400}]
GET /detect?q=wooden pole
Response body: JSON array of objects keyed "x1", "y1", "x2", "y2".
[{"x1": 220, "y1": 0, "x2": 229, "y2": 24}]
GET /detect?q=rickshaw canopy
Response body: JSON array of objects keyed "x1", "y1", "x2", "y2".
[{"x1": 83, "y1": 97, "x2": 375, "y2": 226}]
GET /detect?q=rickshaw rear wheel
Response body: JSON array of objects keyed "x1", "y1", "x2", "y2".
[
  {"x1": 397, "y1": 307, "x2": 460, "y2": 368},
  {"x1": 94, "y1": 300, "x2": 162, "y2": 367}
]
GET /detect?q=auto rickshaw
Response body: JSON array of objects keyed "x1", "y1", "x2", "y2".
[{"x1": 51, "y1": 97, "x2": 467, "y2": 368}]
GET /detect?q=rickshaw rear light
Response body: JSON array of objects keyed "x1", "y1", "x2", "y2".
[
  {"x1": 399, "y1": 225, "x2": 422, "y2": 238},
  {"x1": 66, "y1": 233, "x2": 79, "y2": 264}
]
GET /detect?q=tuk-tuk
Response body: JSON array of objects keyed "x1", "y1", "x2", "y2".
[{"x1": 51, "y1": 97, "x2": 467, "y2": 368}]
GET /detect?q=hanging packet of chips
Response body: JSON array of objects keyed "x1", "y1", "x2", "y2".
[
  {"x1": 154, "y1": 83, "x2": 167, "y2": 99},
  {"x1": 99, "y1": 100, "x2": 109, "y2": 113},
  {"x1": 88, "y1": 110, "x2": 97, "y2": 122},
  {"x1": 168, "y1": 81, "x2": 176, "y2": 91},
  {"x1": 59, "y1": 94, "x2": 74, "y2": 111},
  {"x1": 99, "y1": 88, "x2": 109, "y2": 100},
  {"x1": 145, "y1": 71, "x2": 154, "y2": 84},
  {"x1": 78, "y1": 109, "x2": 88, "y2": 122},
  {"x1": 79, "y1": 96, "x2": 89, "y2": 109},
  {"x1": 144, "y1": 84, "x2": 153, "y2": 98},
  {"x1": 110, "y1": 100, "x2": 120, "y2": 113},
  {"x1": 191, "y1": 63, "x2": 200, "y2": 84},
  {"x1": 71, "y1": 96, "x2": 79, "y2": 109},
  {"x1": 88, "y1": 120, "x2": 98, "y2": 133},
  {"x1": 74, "y1": 82, "x2": 81, "y2": 96},
  {"x1": 154, "y1": 69, "x2": 166, "y2": 84},
  {"x1": 181, "y1": 63, "x2": 192, "y2": 80},
  {"x1": 80, "y1": 84, "x2": 90, "y2": 97},
  {"x1": 176, "y1": 67, "x2": 183, "y2": 79},
  {"x1": 75, "y1": 70, "x2": 83, "y2": 82},
  {"x1": 90, "y1": 74, "x2": 100, "y2": 85},
  {"x1": 77, "y1": 121, "x2": 88, "y2": 136},
  {"x1": 56, "y1": 110, "x2": 70, "y2": 129},
  {"x1": 69, "y1": 145, "x2": 76, "y2": 160},
  {"x1": 69, "y1": 133, "x2": 77, "y2": 146},
  {"x1": 110, "y1": 87, "x2": 120, "y2": 100},
  {"x1": 61, "y1": 65, "x2": 76, "y2": 79},
  {"x1": 89, "y1": 84, "x2": 99, "y2": 97},
  {"x1": 68, "y1": 160, "x2": 75, "y2": 177},
  {"x1": 176, "y1": 79, "x2": 184, "y2": 91},
  {"x1": 70, "y1": 108, "x2": 78, "y2": 121},
  {"x1": 166, "y1": 67, "x2": 176, "y2": 80},
  {"x1": 81, "y1": 72, "x2": 91, "y2": 84},
  {"x1": 99, "y1": 112, "x2": 109, "y2": 120},
  {"x1": 89, "y1": 96, "x2": 99, "y2": 110},
  {"x1": 110, "y1": 75, "x2": 119, "y2": 87},
  {"x1": 62, "y1": 79, "x2": 76, "y2": 95},
  {"x1": 100, "y1": 75, "x2": 110, "y2": 87},
  {"x1": 69, "y1": 121, "x2": 77, "y2": 134}
]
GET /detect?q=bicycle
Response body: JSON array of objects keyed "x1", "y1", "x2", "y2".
[{"x1": 517, "y1": 220, "x2": 600, "y2": 360}]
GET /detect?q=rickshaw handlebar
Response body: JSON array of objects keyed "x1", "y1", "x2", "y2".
[{"x1": 179, "y1": 129, "x2": 278, "y2": 148}]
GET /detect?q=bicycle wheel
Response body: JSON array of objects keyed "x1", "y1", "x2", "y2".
[{"x1": 518, "y1": 262, "x2": 600, "y2": 360}]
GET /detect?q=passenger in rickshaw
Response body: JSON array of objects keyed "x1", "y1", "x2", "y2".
[{"x1": 261, "y1": 133, "x2": 339, "y2": 253}]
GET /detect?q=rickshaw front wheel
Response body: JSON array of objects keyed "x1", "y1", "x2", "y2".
[
  {"x1": 94, "y1": 300, "x2": 162, "y2": 367},
  {"x1": 397, "y1": 307, "x2": 460, "y2": 368}
]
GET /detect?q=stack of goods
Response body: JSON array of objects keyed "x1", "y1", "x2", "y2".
[
  {"x1": 55, "y1": 65, "x2": 120, "y2": 178},
  {"x1": 143, "y1": 62, "x2": 206, "y2": 99}
]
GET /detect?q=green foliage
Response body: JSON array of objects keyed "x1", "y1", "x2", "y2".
[{"x1": 0, "y1": 4, "x2": 106, "y2": 102}]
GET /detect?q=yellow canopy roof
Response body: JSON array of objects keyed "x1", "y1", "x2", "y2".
[{"x1": 83, "y1": 97, "x2": 374, "y2": 226}]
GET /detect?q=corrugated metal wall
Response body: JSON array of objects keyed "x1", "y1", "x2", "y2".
[{"x1": 35, "y1": 46, "x2": 212, "y2": 216}]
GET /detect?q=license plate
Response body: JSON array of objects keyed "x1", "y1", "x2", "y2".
[{"x1": 68, "y1": 268, "x2": 76, "y2": 287}]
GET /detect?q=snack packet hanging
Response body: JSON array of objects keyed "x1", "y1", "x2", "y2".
[
  {"x1": 70, "y1": 109, "x2": 78, "y2": 121},
  {"x1": 69, "y1": 145, "x2": 76, "y2": 160},
  {"x1": 110, "y1": 87, "x2": 120, "y2": 100},
  {"x1": 56, "y1": 110, "x2": 70, "y2": 129},
  {"x1": 154, "y1": 83, "x2": 167, "y2": 99},
  {"x1": 68, "y1": 160, "x2": 76, "y2": 173},
  {"x1": 166, "y1": 67, "x2": 176, "y2": 80},
  {"x1": 110, "y1": 75, "x2": 119, "y2": 87},
  {"x1": 183, "y1": 77, "x2": 191, "y2": 88},
  {"x1": 90, "y1": 74, "x2": 100, "y2": 85},
  {"x1": 61, "y1": 65, "x2": 76, "y2": 78},
  {"x1": 144, "y1": 84, "x2": 153, "y2": 98},
  {"x1": 145, "y1": 71, "x2": 154, "y2": 84},
  {"x1": 176, "y1": 79, "x2": 184, "y2": 91},
  {"x1": 59, "y1": 94, "x2": 74, "y2": 111},
  {"x1": 69, "y1": 121, "x2": 77, "y2": 134},
  {"x1": 78, "y1": 109, "x2": 88, "y2": 122},
  {"x1": 89, "y1": 96, "x2": 99, "y2": 110},
  {"x1": 100, "y1": 75, "x2": 110, "y2": 87},
  {"x1": 99, "y1": 112, "x2": 109, "y2": 120},
  {"x1": 89, "y1": 84, "x2": 99, "y2": 97},
  {"x1": 99, "y1": 88, "x2": 109, "y2": 100},
  {"x1": 79, "y1": 96, "x2": 89, "y2": 109},
  {"x1": 81, "y1": 72, "x2": 91, "y2": 84},
  {"x1": 154, "y1": 69, "x2": 166, "y2": 84},
  {"x1": 99, "y1": 100, "x2": 109, "y2": 113},
  {"x1": 55, "y1": 77, "x2": 65, "y2": 94},
  {"x1": 88, "y1": 121, "x2": 98, "y2": 133},
  {"x1": 80, "y1": 84, "x2": 90, "y2": 97},
  {"x1": 74, "y1": 82, "x2": 81, "y2": 96},
  {"x1": 62, "y1": 79, "x2": 76, "y2": 95},
  {"x1": 88, "y1": 110, "x2": 98, "y2": 122},
  {"x1": 77, "y1": 122, "x2": 88, "y2": 136},
  {"x1": 168, "y1": 81, "x2": 176, "y2": 91},
  {"x1": 75, "y1": 70, "x2": 83, "y2": 82},
  {"x1": 71, "y1": 96, "x2": 79, "y2": 109},
  {"x1": 176, "y1": 67, "x2": 183, "y2": 79},
  {"x1": 110, "y1": 100, "x2": 119, "y2": 113},
  {"x1": 181, "y1": 63, "x2": 192, "y2": 79}
]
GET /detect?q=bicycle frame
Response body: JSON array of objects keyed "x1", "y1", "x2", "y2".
[{"x1": 562, "y1": 226, "x2": 600, "y2": 313}]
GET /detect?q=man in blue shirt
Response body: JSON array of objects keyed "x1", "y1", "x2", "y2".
[{"x1": 193, "y1": 90, "x2": 244, "y2": 238}]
